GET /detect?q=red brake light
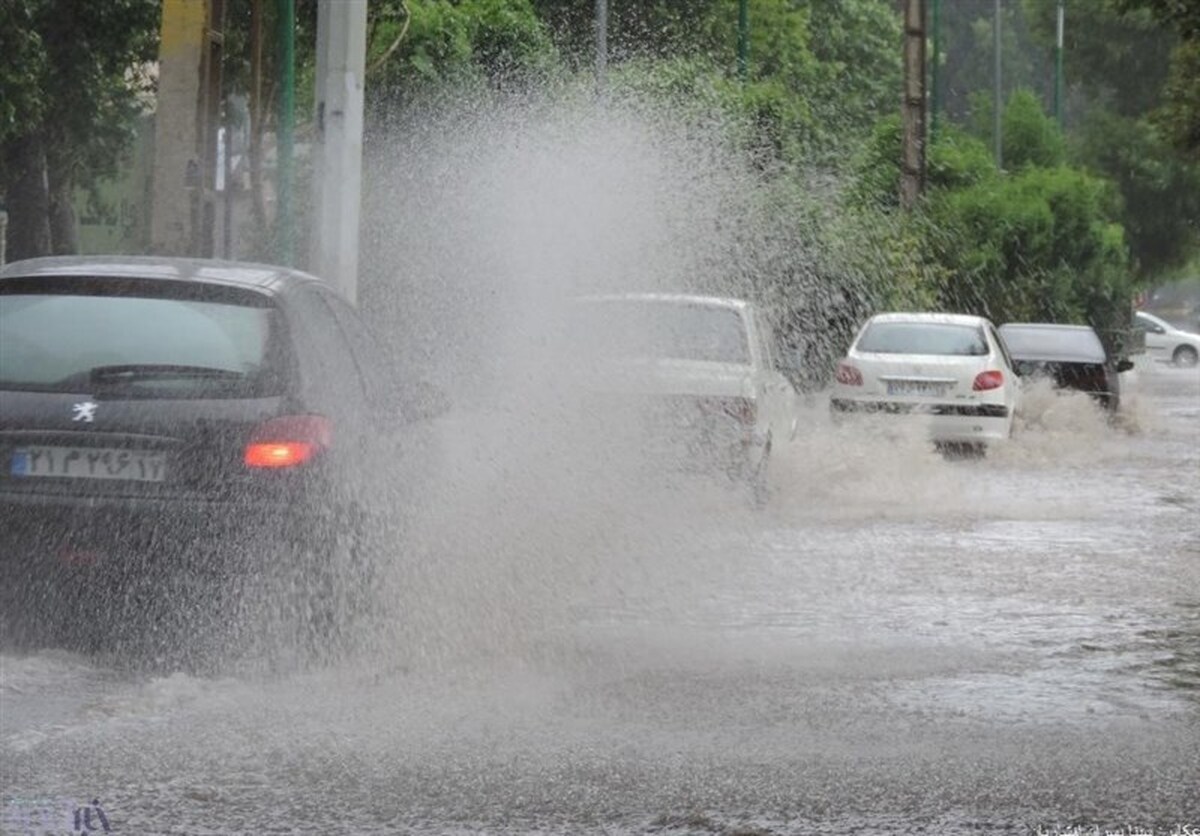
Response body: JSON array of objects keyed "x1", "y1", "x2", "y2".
[
  {"x1": 835, "y1": 362, "x2": 863, "y2": 386},
  {"x1": 244, "y1": 415, "x2": 332, "y2": 469},
  {"x1": 972, "y1": 370, "x2": 1004, "y2": 391}
]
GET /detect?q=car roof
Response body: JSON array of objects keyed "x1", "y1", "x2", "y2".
[
  {"x1": 998, "y1": 322, "x2": 1106, "y2": 362},
  {"x1": 998, "y1": 322, "x2": 1099, "y2": 334},
  {"x1": 867, "y1": 311, "x2": 991, "y2": 327},
  {"x1": 576, "y1": 292, "x2": 751, "y2": 312},
  {"x1": 0, "y1": 255, "x2": 323, "y2": 296}
]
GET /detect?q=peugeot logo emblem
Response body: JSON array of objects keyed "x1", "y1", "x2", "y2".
[{"x1": 72, "y1": 401, "x2": 98, "y2": 423}]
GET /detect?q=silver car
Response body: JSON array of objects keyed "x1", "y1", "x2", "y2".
[{"x1": 571, "y1": 293, "x2": 799, "y2": 502}]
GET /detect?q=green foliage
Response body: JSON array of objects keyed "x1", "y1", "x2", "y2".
[
  {"x1": 805, "y1": 0, "x2": 901, "y2": 134},
  {"x1": 1158, "y1": 36, "x2": 1200, "y2": 161},
  {"x1": 0, "y1": 0, "x2": 158, "y2": 186},
  {"x1": 1001, "y1": 89, "x2": 1065, "y2": 169},
  {"x1": 928, "y1": 127, "x2": 997, "y2": 192},
  {"x1": 1072, "y1": 108, "x2": 1200, "y2": 275},
  {"x1": 1, "y1": 0, "x2": 158, "y2": 258},
  {"x1": 368, "y1": 0, "x2": 557, "y2": 90},
  {"x1": 1024, "y1": 0, "x2": 1173, "y2": 117},
  {"x1": 849, "y1": 116, "x2": 996, "y2": 209},
  {"x1": 0, "y1": 2, "x2": 48, "y2": 149},
  {"x1": 928, "y1": 165, "x2": 1129, "y2": 329},
  {"x1": 532, "y1": 0, "x2": 899, "y2": 162},
  {"x1": 937, "y1": 0, "x2": 1046, "y2": 123}
]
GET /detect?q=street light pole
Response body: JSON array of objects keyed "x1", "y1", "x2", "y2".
[
  {"x1": 994, "y1": 0, "x2": 1003, "y2": 169},
  {"x1": 1054, "y1": 0, "x2": 1064, "y2": 128}
]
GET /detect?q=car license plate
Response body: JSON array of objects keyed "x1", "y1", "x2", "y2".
[
  {"x1": 886, "y1": 380, "x2": 949, "y2": 397},
  {"x1": 10, "y1": 446, "x2": 167, "y2": 482}
]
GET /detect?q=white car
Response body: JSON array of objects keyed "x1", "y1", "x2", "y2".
[
  {"x1": 571, "y1": 293, "x2": 799, "y2": 499},
  {"x1": 831, "y1": 312, "x2": 1019, "y2": 447},
  {"x1": 1134, "y1": 311, "x2": 1200, "y2": 367}
]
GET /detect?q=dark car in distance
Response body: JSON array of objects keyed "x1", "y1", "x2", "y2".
[
  {"x1": 997, "y1": 323, "x2": 1133, "y2": 413},
  {"x1": 0, "y1": 256, "x2": 425, "y2": 657}
]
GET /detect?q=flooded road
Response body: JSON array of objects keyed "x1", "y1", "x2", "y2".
[{"x1": 2, "y1": 363, "x2": 1198, "y2": 835}]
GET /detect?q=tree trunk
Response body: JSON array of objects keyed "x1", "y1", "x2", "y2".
[
  {"x1": 47, "y1": 162, "x2": 79, "y2": 255},
  {"x1": 3, "y1": 138, "x2": 52, "y2": 262}
]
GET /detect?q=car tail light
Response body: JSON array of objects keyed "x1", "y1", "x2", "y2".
[
  {"x1": 835, "y1": 362, "x2": 863, "y2": 386},
  {"x1": 972, "y1": 370, "x2": 1005, "y2": 391},
  {"x1": 698, "y1": 396, "x2": 757, "y2": 426},
  {"x1": 244, "y1": 415, "x2": 332, "y2": 469}
]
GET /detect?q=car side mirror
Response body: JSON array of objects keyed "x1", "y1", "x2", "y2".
[{"x1": 1116, "y1": 359, "x2": 1135, "y2": 373}]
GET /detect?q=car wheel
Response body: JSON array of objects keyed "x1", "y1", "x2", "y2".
[
  {"x1": 748, "y1": 441, "x2": 771, "y2": 510},
  {"x1": 1173, "y1": 345, "x2": 1199, "y2": 367},
  {"x1": 285, "y1": 503, "x2": 378, "y2": 664}
]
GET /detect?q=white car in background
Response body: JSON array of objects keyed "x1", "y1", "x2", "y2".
[
  {"x1": 571, "y1": 293, "x2": 799, "y2": 501},
  {"x1": 830, "y1": 312, "x2": 1019, "y2": 449},
  {"x1": 1134, "y1": 310, "x2": 1200, "y2": 368}
]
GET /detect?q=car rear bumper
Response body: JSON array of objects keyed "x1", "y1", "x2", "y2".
[
  {"x1": 0, "y1": 489, "x2": 319, "y2": 583},
  {"x1": 830, "y1": 398, "x2": 1011, "y2": 442}
]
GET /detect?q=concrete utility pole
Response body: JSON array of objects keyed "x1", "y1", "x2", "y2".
[
  {"x1": 311, "y1": 0, "x2": 367, "y2": 302},
  {"x1": 151, "y1": 0, "x2": 224, "y2": 256},
  {"x1": 900, "y1": 0, "x2": 926, "y2": 210}
]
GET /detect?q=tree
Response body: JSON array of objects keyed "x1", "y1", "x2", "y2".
[
  {"x1": 1024, "y1": 0, "x2": 1173, "y2": 118},
  {"x1": 365, "y1": 0, "x2": 558, "y2": 111},
  {"x1": 1002, "y1": 88, "x2": 1065, "y2": 169},
  {"x1": 1073, "y1": 108, "x2": 1200, "y2": 276},
  {"x1": 1023, "y1": 0, "x2": 1200, "y2": 274},
  {"x1": 1117, "y1": 0, "x2": 1200, "y2": 161},
  {"x1": 928, "y1": 165, "x2": 1130, "y2": 333},
  {"x1": 529, "y1": 0, "x2": 899, "y2": 161},
  {"x1": 0, "y1": 0, "x2": 158, "y2": 261}
]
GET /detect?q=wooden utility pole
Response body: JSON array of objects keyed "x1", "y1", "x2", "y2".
[{"x1": 900, "y1": 0, "x2": 926, "y2": 210}]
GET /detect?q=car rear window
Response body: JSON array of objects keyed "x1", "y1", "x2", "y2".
[
  {"x1": 998, "y1": 326, "x2": 1106, "y2": 363},
  {"x1": 574, "y1": 299, "x2": 751, "y2": 365},
  {"x1": 856, "y1": 321, "x2": 989, "y2": 356},
  {"x1": 0, "y1": 282, "x2": 285, "y2": 398}
]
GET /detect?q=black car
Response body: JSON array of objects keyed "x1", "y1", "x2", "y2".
[
  {"x1": 997, "y1": 322, "x2": 1134, "y2": 412},
  {"x1": 0, "y1": 256, "x2": 425, "y2": 657}
]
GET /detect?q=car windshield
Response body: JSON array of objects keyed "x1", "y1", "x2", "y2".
[
  {"x1": 999, "y1": 326, "x2": 1106, "y2": 363},
  {"x1": 1135, "y1": 312, "x2": 1170, "y2": 330},
  {"x1": 856, "y1": 321, "x2": 989, "y2": 356},
  {"x1": 573, "y1": 299, "x2": 751, "y2": 364},
  {"x1": 0, "y1": 290, "x2": 282, "y2": 398}
]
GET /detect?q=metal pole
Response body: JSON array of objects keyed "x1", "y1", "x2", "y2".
[
  {"x1": 994, "y1": 0, "x2": 1003, "y2": 169},
  {"x1": 595, "y1": 0, "x2": 607, "y2": 91},
  {"x1": 931, "y1": 0, "x2": 941, "y2": 145},
  {"x1": 737, "y1": 0, "x2": 749, "y2": 81},
  {"x1": 276, "y1": 0, "x2": 295, "y2": 265},
  {"x1": 312, "y1": 0, "x2": 367, "y2": 303},
  {"x1": 1054, "y1": 0, "x2": 1064, "y2": 128}
]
